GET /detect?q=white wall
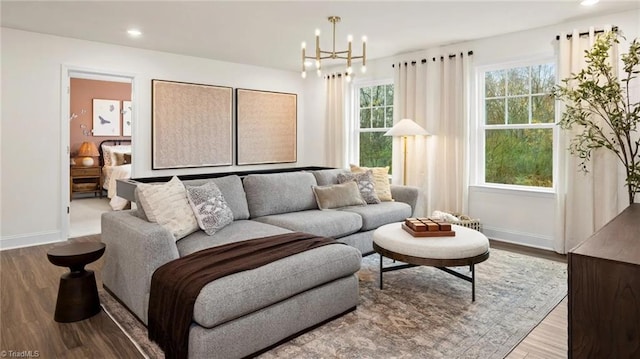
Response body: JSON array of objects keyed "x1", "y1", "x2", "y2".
[
  {"x1": 304, "y1": 9, "x2": 640, "y2": 250},
  {"x1": 0, "y1": 28, "x2": 311, "y2": 249}
]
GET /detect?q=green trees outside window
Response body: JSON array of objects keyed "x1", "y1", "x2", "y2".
[
  {"x1": 483, "y1": 62, "x2": 556, "y2": 187},
  {"x1": 358, "y1": 84, "x2": 393, "y2": 171}
]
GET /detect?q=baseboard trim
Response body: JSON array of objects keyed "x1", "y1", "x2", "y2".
[
  {"x1": 0, "y1": 231, "x2": 65, "y2": 251},
  {"x1": 483, "y1": 226, "x2": 554, "y2": 251}
]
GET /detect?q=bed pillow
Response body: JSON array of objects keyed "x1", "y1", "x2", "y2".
[
  {"x1": 135, "y1": 176, "x2": 199, "y2": 240},
  {"x1": 114, "y1": 152, "x2": 132, "y2": 165},
  {"x1": 185, "y1": 182, "x2": 234, "y2": 236},
  {"x1": 102, "y1": 144, "x2": 131, "y2": 166},
  {"x1": 350, "y1": 164, "x2": 393, "y2": 201},
  {"x1": 312, "y1": 181, "x2": 366, "y2": 210},
  {"x1": 337, "y1": 170, "x2": 381, "y2": 204}
]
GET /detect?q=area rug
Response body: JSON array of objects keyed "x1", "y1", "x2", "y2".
[{"x1": 100, "y1": 248, "x2": 567, "y2": 359}]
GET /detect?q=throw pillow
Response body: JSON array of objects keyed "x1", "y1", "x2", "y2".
[
  {"x1": 114, "y1": 152, "x2": 132, "y2": 165},
  {"x1": 185, "y1": 182, "x2": 234, "y2": 236},
  {"x1": 337, "y1": 170, "x2": 381, "y2": 204},
  {"x1": 135, "y1": 176, "x2": 199, "y2": 241},
  {"x1": 350, "y1": 164, "x2": 393, "y2": 201},
  {"x1": 312, "y1": 181, "x2": 366, "y2": 210}
]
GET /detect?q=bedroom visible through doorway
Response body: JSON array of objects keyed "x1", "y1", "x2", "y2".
[{"x1": 67, "y1": 73, "x2": 134, "y2": 238}]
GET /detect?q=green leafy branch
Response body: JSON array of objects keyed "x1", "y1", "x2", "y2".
[{"x1": 552, "y1": 31, "x2": 640, "y2": 205}]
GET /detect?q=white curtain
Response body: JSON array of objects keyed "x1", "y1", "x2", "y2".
[
  {"x1": 394, "y1": 54, "x2": 472, "y2": 216},
  {"x1": 554, "y1": 26, "x2": 624, "y2": 253},
  {"x1": 325, "y1": 74, "x2": 347, "y2": 168}
]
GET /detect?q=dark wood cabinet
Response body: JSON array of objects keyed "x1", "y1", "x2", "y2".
[{"x1": 568, "y1": 204, "x2": 640, "y2": 358}]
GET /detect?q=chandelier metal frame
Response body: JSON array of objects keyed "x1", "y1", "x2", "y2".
[{"x1": 301, "y1": 16, "x2": 367, "y2": 78}]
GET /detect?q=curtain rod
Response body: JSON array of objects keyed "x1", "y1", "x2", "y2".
[
  {"x1": 555, "y1": 25, "x2": 618, "y2": 40},
  {"x1": 324, "y1": 72, "x2": 350, "y2": 80},
  {"x1": 392, "y1": 51, "x2": 474, "y2": 68}
]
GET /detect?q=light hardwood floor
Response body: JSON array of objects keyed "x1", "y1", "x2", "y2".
[{"x1": 0, "y1": 236, "x2": 567, "y2": 358}]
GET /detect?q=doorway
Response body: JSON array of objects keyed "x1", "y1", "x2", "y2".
[{"x1": 61, "y1": 66, "x2": 135, "y2": 239}]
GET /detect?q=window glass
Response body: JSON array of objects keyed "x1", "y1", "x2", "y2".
[
  {"x1": 480, "y1": 61, "x2": 556, "y2": 188},
  {"x1": 356, "y1": 83, "x2": 393, "y2": 171}
]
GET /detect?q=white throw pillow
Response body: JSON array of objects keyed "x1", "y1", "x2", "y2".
[
  {"x1": 185, "y1": 182, "x2": 234, "y2": 236},
  {"x1": 135, "y1": 176, "x2": 199, "y2": 240}
]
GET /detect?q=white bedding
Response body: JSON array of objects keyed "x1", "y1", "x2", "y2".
[{"x1": 103, "y1": 164, "x2": 131, "y2": 210}]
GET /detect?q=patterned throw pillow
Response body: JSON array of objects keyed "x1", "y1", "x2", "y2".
[
  {"x1": 135, "y1": 176, "x2": 199, "y2": 240},
  {"x1": 185, "y1": 181, "x2": 234, "y2": 236},
  {"x1": 350, "y1": 164, "x2": 393, "y2": 201},
  {"x1": 337, "y1": 170, "x2": 381, "y2": 204}
]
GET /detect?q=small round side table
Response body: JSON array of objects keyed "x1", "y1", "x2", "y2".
[{"x1": 47, "y1": 241, "x2": 106, "y2": 323}]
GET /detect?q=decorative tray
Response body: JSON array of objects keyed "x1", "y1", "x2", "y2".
[{"x1": 402, "y1": 218, "x2": 456, "y2": 237}]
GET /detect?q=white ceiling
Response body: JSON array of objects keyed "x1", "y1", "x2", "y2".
[{"x1": 2, "y1": 1, "x2": 638, "y2": 72}]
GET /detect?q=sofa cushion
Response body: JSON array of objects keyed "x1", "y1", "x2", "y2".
[
  {"x1": 185, "y1": 182, "x2": 234, "y2": 236},
  {"x1": 311, "y1": 168, "x2": 349, "y2": 186},
  {"x1": 192, "y1": 243, "x2": 361, "y2": 328},
  {"x1": 337, "y1": 170, "x2": 381, "y2": 204},
  {"x1": 312, "y1": 182, "x2": 366, "y2": 210},
  {"x1": 253, "y1": 210, "x2": 363, "y2": 239},
  {"x1": 340, "y1": 201, "x2": 412, "y2": 231},
  {"x1": 350, "y1": 164, "x2": 393, "y2": 201},
  {"x1": 182, "y1": 175, "x2": 250, "y2": 220},
  {"x1": 176, "y1": 220, "x2": 292, "y2": 256},
  {"x1": 135, "y1": 176, "x2": 199, "y2": 240},
  {"x1": 243, "y1": 172, "x2": 318, "y2": 218}
]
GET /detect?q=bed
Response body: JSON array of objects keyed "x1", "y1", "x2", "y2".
[{"x1": 99, "y1": 139, "x2": 132, "y2": 210}]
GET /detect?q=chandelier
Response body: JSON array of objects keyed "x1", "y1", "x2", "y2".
[{"x1": 301, "y1": 16, "x2": 367, "y2": 80}]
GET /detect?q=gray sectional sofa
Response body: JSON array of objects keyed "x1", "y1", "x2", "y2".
[{"x1": 101, "y1": 168, "x2": 419, "y2": 358}]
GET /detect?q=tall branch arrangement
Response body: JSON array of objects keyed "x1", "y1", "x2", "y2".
[{"x1": 552, "y1": 31, "x2": 640, "y2": 205}]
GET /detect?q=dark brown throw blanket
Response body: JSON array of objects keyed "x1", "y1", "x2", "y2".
[{"x1": 148, "y1": 232, "x2": 339, "y2": 359}]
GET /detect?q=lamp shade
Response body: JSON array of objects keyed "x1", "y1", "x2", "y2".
[
  {"x1": 384, "y1": 119, "x2": 430, "y2": 137},
  {"x1": 77, "y1": 141, "x2": 99, "y2": 157}
]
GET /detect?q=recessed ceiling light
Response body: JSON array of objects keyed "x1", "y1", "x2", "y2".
[
  {"x1": 127, "y1": 29, "x2": 142, "y2": 37},
  {"x1": 580, "y1": 0, "x2": 599, "y2": 6}
]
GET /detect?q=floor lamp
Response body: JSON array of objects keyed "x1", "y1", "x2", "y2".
[{"x1": 384, "y1": 119, "x2": 430, "y2": 185}]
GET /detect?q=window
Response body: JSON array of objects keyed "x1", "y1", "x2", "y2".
[
  {"x1": 480, "y1": 61, "x2": 556, "y2": 188},
  {"x1": 356, "y1": 82, "x2": 393, "y2": 170}
]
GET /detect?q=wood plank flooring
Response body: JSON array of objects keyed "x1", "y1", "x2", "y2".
[
  {"x1": 0, "y1": 236, "x2": 143, "y2": 358},
  {"x1": 0, "y1": 236, "x2": 567, "y2": 358}
]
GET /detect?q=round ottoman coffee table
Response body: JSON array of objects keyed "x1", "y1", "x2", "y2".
[
  {"x1": 47, "y1": 241, "x2": 106, "y2": 322},
  {"x1": 373, "y1": 222, "x2": 489, "y2": 301}
]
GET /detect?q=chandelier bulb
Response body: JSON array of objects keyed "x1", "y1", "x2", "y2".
[
  {"x1": 315, "y1": 29, "x2": 320, "y2": 36},
  {"x1": 301, "y1": 71, "x2": 307, "y2": 79},
  {"x1": 315, "y1": 60, "x2": 320, "y2": 69},
  {"x1": 347, "y1": 34, "x2": 353, "y2": 42},
  {"x1": 347, "y1": 66, "x2": 353, "y2": 75},
  {"x1": 362, "y1": 36, "x2": 367, "y2": 42},
  {"x1": 346, "y1": 74, "x2": 352, "y2": 83},
  {"x1": 301, "y1": 41, "x2": 306, "y2": 49},
  {"x1": 361, "y1": 65, "x2": 367, "y2": 74}
]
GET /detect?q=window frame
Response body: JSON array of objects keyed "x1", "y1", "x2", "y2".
[
  {"x1": 349, "y1": 79, "x2": 394, "y2": 169},
  {"x1": 475, "y1": 57, "x2": 558, "y2": 193}
]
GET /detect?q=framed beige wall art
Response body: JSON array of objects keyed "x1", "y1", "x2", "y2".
[
  {"x1": 236, "y1": 88, "x2": 297, "y2": 165},
  {"x1": 152, "y1": 79, "x2": 233, "y2": 169}
]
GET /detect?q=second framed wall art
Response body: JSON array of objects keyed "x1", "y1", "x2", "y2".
[{"x1": 236, "y1": 88, "x2": 297, "y2": 165}]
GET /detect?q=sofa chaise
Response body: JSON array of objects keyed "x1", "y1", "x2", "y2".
[{"x1": 102, "y1": 168, "x2": 419, "y2": 358}]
